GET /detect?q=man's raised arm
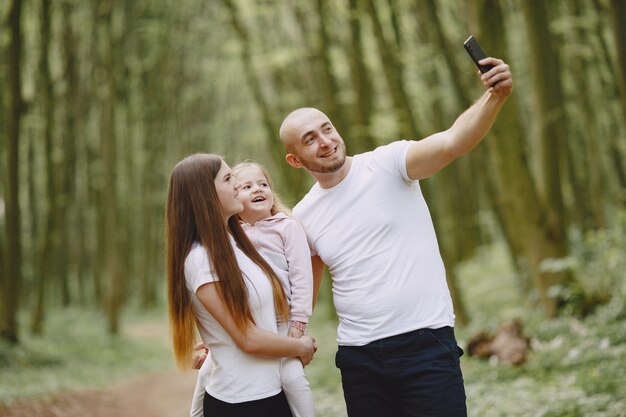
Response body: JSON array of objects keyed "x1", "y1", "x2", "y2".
[{"x1": 405, "y1": 57, "x2": 513, "y2": 181}]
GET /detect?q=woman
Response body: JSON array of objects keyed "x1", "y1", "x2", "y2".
[{"x1": 166, "y1": 153, "x2": 316, "y2": 416}]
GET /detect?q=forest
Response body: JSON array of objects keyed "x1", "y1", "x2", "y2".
[{"x1": 1, "y1": 0, "x2": 625, "y2": 416}]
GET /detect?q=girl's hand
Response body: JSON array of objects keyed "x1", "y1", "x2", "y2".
[
  {"x1": 192, "y1": 342, "x2": 209, "y2": 369},
  {"x1": 288, "y1": 326, "x2": 304, "y2": 338}
]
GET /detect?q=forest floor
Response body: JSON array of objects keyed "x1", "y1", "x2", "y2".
[
  {"x1": 0, "y1": 316, "x2": 198, "y2": 417},
  {"x1": 0, "y1": 371, "x2": 197, "y2": 417}
]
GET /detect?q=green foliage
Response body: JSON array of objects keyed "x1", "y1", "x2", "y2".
[
  {"x1": 546, "y1": 213, "x2": 626, "y2": 317},
  {"x1": 0, "y1": 307, "x2": 172, "y2": 404},
  {"x1": 570, "y1": 213, "x2": 626, "y2": 313},
  {"x1": 454, "y1": 237, "x2": 626, "y2": 417}
]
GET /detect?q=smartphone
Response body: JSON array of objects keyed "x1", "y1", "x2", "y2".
[{"x1": 464, "y1": 35, "x2": 494, "y2": 74}]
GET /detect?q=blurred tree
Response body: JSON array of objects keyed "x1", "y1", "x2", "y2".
[
  {"x1": 315, "y1": 0, "x2": 349, "y2": 144},
  {"x1": 348, "y1": 0, "x2": 376, "y2": 153},
  {"x1": 411, "y1": 0, "x2": 474, "y2": 324},
  {"x1": 589, "y1": 0, "x2": 626, "y2": 195},
  {"x1": 471, "y1": 0, "x2": 578, "y2": 316},
  {"x1": 1, "y1": 0, "x2": 24, "y2": 344},
  {"x1": 97, "y1": 0, "x2": 123, "y2": 334},
  {"x1": 60, "y1": 0, "x2": 81, "y2": 300},
  {"x1": 224, "y1": 0, "x2": 298, "y2": 193},
  {"x1": 137, "y1": 7, "x2": 173, "y2": 308},
  {"x1": 346, "y1": 0, "x2": 376, "y2": 153},
  {"x1": 610, "y1": 0, "x2": 626, "y2": 126},
  {"x1": 520, "y1": 0, "x2": 572, "y2": 316},
  {"x1": 365, "y1": 0, "x2": 419, "y2": 140},
  {"x1": 0, "y1": 3, "x2": 6, "y2": 299},
  {"x1": 563, "y1": 0, "x2": 607, "y2": 230},
  {"x1": 31, "y1": 0, "x2": 59, "y2": 334}
]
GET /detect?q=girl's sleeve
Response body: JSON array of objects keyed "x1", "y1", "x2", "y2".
[
  {"x1": 189, "y1": 372, "x2": 205, "y2": 417},
  {"x1": 189, "y1": 356, "x2": 212, "y2": 417},
  {"x1": 283, "y1": 219, "x2": 314, "y2": 323}
]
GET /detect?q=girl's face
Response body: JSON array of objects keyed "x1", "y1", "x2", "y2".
[
  {"x1": 215, "y1": 161, "x2": 243, "y2": 222},
  {"x1": 235, "y1": 166, "x2": 275, "y2": 225}
]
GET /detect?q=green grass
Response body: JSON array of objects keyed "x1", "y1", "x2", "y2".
[{"x1": 0, "y1": 307, "x2": 174, "y2": 404}]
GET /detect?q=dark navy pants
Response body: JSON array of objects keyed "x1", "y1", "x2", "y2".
[{"x1": 335, "y1": 326, "x2": 467, "y2": 417}]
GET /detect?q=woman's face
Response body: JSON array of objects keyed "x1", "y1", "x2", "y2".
[{"x1": 214, "y1": 160, "x2": 243, "y2": 222}]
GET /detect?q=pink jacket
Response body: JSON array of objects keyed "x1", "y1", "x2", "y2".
[{"x1": 241, "y1": 213, "x2": 313, "y2": 323}]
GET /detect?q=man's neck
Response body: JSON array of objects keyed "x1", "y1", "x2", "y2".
[{"x1": 312, "y1": 157, "x2": 353, "y2": 189}]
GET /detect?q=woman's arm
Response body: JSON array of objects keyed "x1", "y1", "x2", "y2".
[{"x1": 196, "y1": 282, "x2": 316, "y2": 365}]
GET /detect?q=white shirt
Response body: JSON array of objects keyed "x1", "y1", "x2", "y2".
[
  {"x1": 293, "y1": 140, "x2": 455, "y2": 346},
  {"x1": 185, "y1": 238, "x2": 282, "y2": 403}
]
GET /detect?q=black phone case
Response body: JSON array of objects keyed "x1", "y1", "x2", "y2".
[{"x1": 464, "y1": 35, "x2": 494, "y2": 74}]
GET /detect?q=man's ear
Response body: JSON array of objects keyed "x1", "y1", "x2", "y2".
[{"x1": 285, "y1": 153, "x2": 302, "y2": 169}]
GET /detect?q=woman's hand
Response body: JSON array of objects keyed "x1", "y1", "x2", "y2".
[{"x1": 298, "y1": 335, "x2": 317, "y2": 366}]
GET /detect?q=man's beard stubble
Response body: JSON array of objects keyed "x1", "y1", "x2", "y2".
[{"x1": 299, "y1": 142, "x2": 347, "y2": 174}]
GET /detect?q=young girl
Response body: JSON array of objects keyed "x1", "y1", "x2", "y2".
[
  {"x1": 166, "y1": 154, "x2": 316, "y2": 417},
  {"x1": 190, "y1": 161, "x2": 315, "y2": 417}
]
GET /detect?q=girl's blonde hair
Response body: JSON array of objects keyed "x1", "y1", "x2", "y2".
[{"x1": 232, "y1": 161, "x2": 291, "y2": 216}]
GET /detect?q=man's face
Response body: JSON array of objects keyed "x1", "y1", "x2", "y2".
[{"x1": 285, "y1": 110, "x2": 347, "y2": 173}]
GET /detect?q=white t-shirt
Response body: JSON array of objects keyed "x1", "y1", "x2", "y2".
[
  {"x1": 293, "y1": 140, "x2": 455, "y2": 346},
  {"x1": 185, "y1": 238, "x2": 282, "y2": 403}
]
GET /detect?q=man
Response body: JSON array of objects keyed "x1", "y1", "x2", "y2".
[{"x1": 279, "y1": 57, "x2": 513, "y2": 417}]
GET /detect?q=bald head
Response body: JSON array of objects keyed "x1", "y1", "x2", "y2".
[{"x1": 279, "y1": 107, "x2": 328, "y2": 152}]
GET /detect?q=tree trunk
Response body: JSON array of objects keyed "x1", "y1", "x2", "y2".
[
  {"x1": 1, "y1": 0, "x2": 24, "y2": 344},
  {"x1": 568, "y1": 0, "x2": 607, "y2": 230},
  {"x1": 610, "y1": 0, "x2": 626, "y2": 125},
  {"x1": 61, "y1": 0, "x2": 80, "y2": 300},
  {"x1": 471, "y1": 0, "x2": 571, "y2": 317},
  {"x1": 315, "y1": 0, "x2": 349, "y2": 141},
  {"x1": 98, "y1": 0, "x2": 123, "y2": 334},
  {"x1": 347, "y1": 0, "x2": 376, "y2": 153},
  {"x1": 520, "y1": 0, "x2": 568, "y2": 234},
  {"x1": 411, "y1": 0, "x2": 474, "y2": 325},
  {"x1": 591, "y1": 0, "x2": 626, "y2": 193},
  {"x1": 222, "y1": 0, "x2": 308, "y2": 199},
  {"x1": 31, "y1": 0, "x2": 60, "y2": 334},
  {"x1": 570, "y1": 0, "x2": 608, "y2": 229},
  {"x1": 90, "y1": 0, "x2": 102, "y2": 304},
  {"x1": 364, "y1": 0, "x2": 420, "y2": 140}
]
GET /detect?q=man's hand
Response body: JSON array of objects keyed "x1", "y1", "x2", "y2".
[
  {"x1": 192, "y1": 342, "x2": 208, "y2": 370},
  {"x1": 478, "y1": 57, "x2": 513, "y2": 98}
]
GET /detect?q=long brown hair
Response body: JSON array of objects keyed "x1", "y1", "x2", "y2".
[{"x1": 165, "y1": 153, "x2": 289, "y2": 370}]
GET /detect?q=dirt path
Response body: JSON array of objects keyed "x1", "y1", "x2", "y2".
[
  {"x1": 0, "y1": 320, "x2": 198, "y2": 417},
  {"x1": 0, "y1": 371, "x2": 198, "y2": 417}
]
